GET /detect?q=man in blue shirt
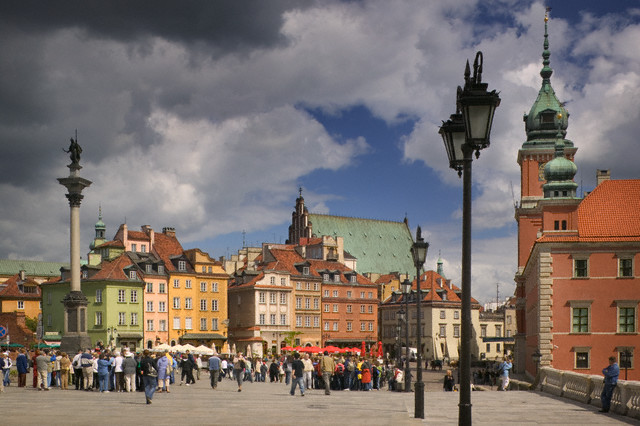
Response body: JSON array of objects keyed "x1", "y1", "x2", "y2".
[
  {"x1": 208, "y1": 352, "x2": 221, "y2": 389},
  {"x1": 600, "y1": 356, "x2": 619, "y2": 413}
]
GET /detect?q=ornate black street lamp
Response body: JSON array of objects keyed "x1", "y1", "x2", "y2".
[
  {"x1": 396, "y1": 311, "x2": 403, "y2": 367},
  {"x1": 439, "y1": 51, "x2": 501, "y2": 426},
  {"x1": 401, "y1": 278, "x2": 412, "y2": 392},
  {"x1": 411, "y1": 226, "x2": 429, "y2": 418}
]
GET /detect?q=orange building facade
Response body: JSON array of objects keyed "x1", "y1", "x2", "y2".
[{"x1": 514, "y1": 16, "x2": 638, "y2": 380}]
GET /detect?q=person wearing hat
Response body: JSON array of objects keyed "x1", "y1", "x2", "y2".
[{"x1": 123, "y1": 351, "x2": 137, "y2": 392}]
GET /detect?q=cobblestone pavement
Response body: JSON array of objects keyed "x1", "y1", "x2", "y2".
[{"x1": 0, "y1": 370, "x2": 635, "y2": 425}]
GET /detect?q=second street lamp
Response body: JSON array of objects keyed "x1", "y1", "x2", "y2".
[
  {"x1": 401, "y1": 278, "x2": 412, "y2": 392},
  {"x1": 439, "y1": 51, "x2": 500, "y2": 426},
  {"x1": 411, "y1": 226, "x2": 429, "y2": 419}
]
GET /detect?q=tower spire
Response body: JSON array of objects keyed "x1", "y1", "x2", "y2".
[
  {"x1": 523, "y1": 9, "x2": 570, "y2": 144},
  {"x1": 541, "y1": 7, "x2": 553, "y2": 82}
]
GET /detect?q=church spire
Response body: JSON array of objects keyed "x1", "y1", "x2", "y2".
[{"x1": 90, "y1": 204, "x2": 106, "y2": 250}]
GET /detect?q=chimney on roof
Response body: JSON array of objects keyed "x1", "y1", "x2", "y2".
[
  {"x1": 596, "y1": 169, "x2": 611, "y2": 186},
  {"x1": 142, "y1": 225, "x2": 155, "y2": 249},
  {"x1": 162, "y1": 227, "x2": 176, "y2": 238},
  {"x1": 19, "y1": 270, "x2": 26, "y2": 280}
]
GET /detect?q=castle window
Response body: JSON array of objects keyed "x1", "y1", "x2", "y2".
[
  {"x1": 573, "y1": 257, "x2": 589, "y2": 278},
  {"x1": 575, "y1": 348, "x2": 590, "y2": 369},
  {"x1": 569, "y1": 301, "x2": 592, "y2": 333},
  {"x1": 619, "y1": 257, "x2": 634, "y2": 278}
]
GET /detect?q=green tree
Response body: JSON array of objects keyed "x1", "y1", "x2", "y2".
[{"x1": 25, "y1": 316, "x2": 38, "y2": 332}]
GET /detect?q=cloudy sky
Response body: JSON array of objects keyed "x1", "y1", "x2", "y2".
[{"x1": 1, "y1": 0, "x2": 639, "y2": 304}]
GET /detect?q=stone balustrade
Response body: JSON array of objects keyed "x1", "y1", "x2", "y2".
[{"x1": 536, "y1": 366, "x2": 640, "y2": 420}]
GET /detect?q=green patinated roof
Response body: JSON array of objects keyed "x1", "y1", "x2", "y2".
[
  {"x1": 308, "y1": 214, "x2": 415, "y2": 275},
  {"x1": 523, "y1": 14, "x2": 572, "y2": 149},
  {"x1": 0, "y1": 259, "x2": 69, "y2": 277}
]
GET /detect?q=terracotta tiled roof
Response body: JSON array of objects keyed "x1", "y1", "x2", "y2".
[
  {"x1": 95, "y1": 239, "x2": 125, "y2": 249},
  {"x1": 0, "y1": 273, "x2": 41, "y2": 299},
  {"x1": 386, "y1": 270, "x2": 479, "y2": 305},
  {"x1": 89, "y1": 254, "x2": 136, "y2": 281},
  {"x1": 230, "y1": 246, "x2": 376, "y2": 288},
  {"x1": 578, "y1": 180, "x2": 640, "y2": 238},
  {"x1": 537, "y1": 180, "x2": 640, "y2": 244},
  {"x1": 152, "y1": 232, "x2": 184, "y2": 272},
  {"x1": 127, "y1": 230, "x2": 149, "y2": 241},
  {"x1": 374, "y1": 273, "x2": 401, "y2": 284}
]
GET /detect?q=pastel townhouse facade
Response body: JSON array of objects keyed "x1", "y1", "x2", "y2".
[
  {"x1": 128, "y1": 252, "x2": 169, "y2": 349},
  {"x1": 379, "y1": 269, "x2": 483, "y2": 363},
  {"x1": 229, "y1": 264, "x2": 294, "y2": 358},
  {"x1": 514, "y1": 17, "x2": 639, "y2": 380},
  {"x1": 228, "y1": 240, "x2": 378, "y2": 357},
  {"x1": 184, "y1": 248, "x2": 229, "y2": 349},
  {"x1": 42, "y1": 253, "x2": 145, "y2": 350}
]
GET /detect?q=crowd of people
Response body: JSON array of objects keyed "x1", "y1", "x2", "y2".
[{"x1": 0, "y1": 346, "x2": 519, "y2": 402}]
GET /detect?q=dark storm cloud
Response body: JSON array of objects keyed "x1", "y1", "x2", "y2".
[{"x1": 0, "y1": 0, "x2": 314, "y2": 53}]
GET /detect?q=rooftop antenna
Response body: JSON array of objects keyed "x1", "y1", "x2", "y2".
[
  {"x1": 496, "y1": 282, "x2": 500, "y2": 307},
  {"x1": 242, "y1": 230, "x2": 246, "y2": 248}
]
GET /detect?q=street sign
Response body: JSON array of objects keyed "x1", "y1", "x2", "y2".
[{"x1": 0, "y1": 326, "x2": 7, "y2": 339}]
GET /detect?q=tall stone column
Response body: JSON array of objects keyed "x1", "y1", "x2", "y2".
[{"x1": 58, "y1": 138, "x2": 92, "y2": 353}]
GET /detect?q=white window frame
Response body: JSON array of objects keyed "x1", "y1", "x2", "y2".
[
  {"x1": 574, "y1": 346, "x2": 591, "y2": 369},
  {"x1": 569, "y1": 300, "x2": 592, "y2": 334},
  {"x1": 618, "y1": 255, "x2": 634, "y2": 278},
  {"x1": 572, "y1": 255, "x2": 589, "y2": 278},
  {"x1": 616, "y1": 301, "x2": 637, "y2": 333}
]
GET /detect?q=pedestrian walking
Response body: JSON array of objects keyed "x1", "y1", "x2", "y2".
[
  {"x1": 319, "y1": 351, "x2": 335, "y2": 395},
  {"x1": 208, "y1": 352, "x2": 221, "y2": 389},
  {"x1": 140, "y1": 350, "x2": 158, "y2": 404},
  {"x1": 290, "y1": 352, "x2": 305, "y2": 396}
]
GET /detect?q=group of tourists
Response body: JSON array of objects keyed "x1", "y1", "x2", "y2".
[{"x1": 207, "y1": 350, "x2": 399, "y2": 396}]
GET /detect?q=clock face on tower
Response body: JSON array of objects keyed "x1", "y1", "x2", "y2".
[{"x1": 538, "y1": 162, "x2": 546, "y2": 181}]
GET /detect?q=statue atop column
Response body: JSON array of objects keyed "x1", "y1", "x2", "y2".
[{"x1": 64, "y1": 135, "x2": 82, "y2": 167}]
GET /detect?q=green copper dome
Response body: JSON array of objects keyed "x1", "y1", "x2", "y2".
[
  {"x1": 543, "y1": 125, "x2": 578, "y2": 198},
  {"x1": 523, "y1": 15, "x2": 572, "y2": 147}
]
